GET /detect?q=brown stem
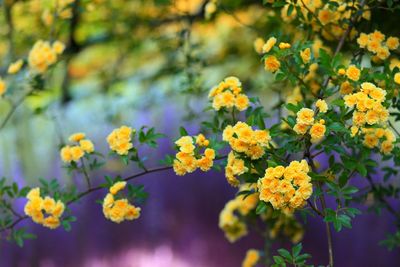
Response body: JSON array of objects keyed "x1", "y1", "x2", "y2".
[{"x1": 305, "y1": 143, "x2": 334, "y2": 267}]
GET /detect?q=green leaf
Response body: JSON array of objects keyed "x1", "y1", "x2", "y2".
[
  {"x1": 256, "y1": 201, "x2": 267, "y2": 214},
  {"x1": 292, "y1": 243, "x2": 302, "y2": 258},
  {"x1": 179, "y1": 127, "x2": 188, "y2": 136}
]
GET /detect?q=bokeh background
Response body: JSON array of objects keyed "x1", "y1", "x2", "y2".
[{"x1": 0, "y1": 0, "x2": 399, "y2": 266}]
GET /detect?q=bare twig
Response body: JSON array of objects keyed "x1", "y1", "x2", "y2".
[{"x1": 0, "y1": 88, "x2": 35, "y2": 131}]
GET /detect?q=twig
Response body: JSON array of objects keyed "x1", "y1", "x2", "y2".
[
  {"x1": 320, "y1": 0, "x2": 367, "y2": 95},
  {"x1": 305, "y1": 142, "x2": 334, "y2": 267},
  {"x1": 366, "y1": 175, "x2": 400, "y2": 221},
  {"x1": 0, "y1": 155, "x2": 228, "y2": 233},
  {"x1": 0, "y1": 88, "x2": 35, "y2": 131},
  {"x1": 307, "y1": 199, "x2": 324, "y2": 217}
]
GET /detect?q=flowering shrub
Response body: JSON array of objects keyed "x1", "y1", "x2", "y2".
[{"x1": 1, "y1": 0, "x2": 400, "y2": 266}]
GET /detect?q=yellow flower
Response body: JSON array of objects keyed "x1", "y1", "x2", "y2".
[
  {"x1": 235, "y1": 94, "x2": 250, "y2": 111},
  {"x1": 363, "y1": 134, "x2": 379, "y2": 148},
  {"x1": 315, "y1": 99, "x2": 328, "y2": 113},
  {"x1": 60, "y1": 146, "x2": 73, "y2": 163},
  {"x1": 41, "y1": 9, "x2": 54, "y2": 26},
  {"x1": 394, "y1": 73, "x2": 400, "y2": 85},
  {"x1": 380, "y1": 140, "x2": 394, "y2": 155},
  {"x1": 350, "y1": 126, "x2": 359, "y2": 137},
  {"x1": 370, "y1": 30, "x2": 385, "y2": 42},
  {"x1": 264, "y1": 55, "x2": 280, "y2": 72},
  {"x1": 204, "y1": 148, "x2": 215, "y2": 159},
  {"x1": 253, "y1": 38, "x2": 265, "y2": 54},
  {"x1": 43, "y1": 216, "x2": 60, "y2": 229},
  {"x1": 69, "y1": 132, "x2": 86, "y2": 142},
  {"x1": 338, "y1": 68, "x2": 346, "y2": 75},
  {"x1": 318, "y1": 9, "x2": 333, "y2": 25},
  {"x1": 0, "y1": 78, "x2": 6, "y2": 96},
  {"x1": 262, "y1": 37, "x2": 277, "y2": 53},
  {"x1": 346, "y1": 65, "x2": 360, "y2": 81},
  {"x1": 52, "y1": 41, "x2": 66, "y2": 55},
  {"x1": 70, "y1": 146, "x2": 84, "y2": 162},
  {"x1": 293, "y1": 123, "x2": 309, "y2": 135},
  {"x1": 300, "y1": 48, "x2": 311, "y2": 64},
  {"x1": 367, "y1": 39, "x2": 380, "y2": 53},
  {"x1": 309, "y1": 121, "x2": 326, "y2": 143},
  {"x1": 376, "y1": 46, "x2": 390, "y2": 60},
  {"x1": 110, "y1": 181, "x2": 127, "y2": 195},
  {"x1": 357, "y1": 33, "x2": 369, "y2": 48},
  {"x1": 365, "y1": 110, "x2": 380, "y2": 125},
  {"x1": 386, "y1": 36, "x2": 399, "y2": 50},
  {"x1": 340, "y1": 81, "x2": 353, "y2": 95},
  {"x1": 8, "y1": 59, "x2": 24, "y2": 74},
  {"x1": 279, "y1": 42, "x2": 291, "y2": 49},
  {"x1": 79, "y1": 139, "x2": 95, "y2": 153},
  {"x1": 296, "y1": 108, "x2": 314, "y2": 125},
  {"x1": 242, "y1": 249, "x2": 260, "y2": 267}
]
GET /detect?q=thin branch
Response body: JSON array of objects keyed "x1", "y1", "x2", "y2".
[
  {"x1": 80, "y1": 159, "x2": 92, "y2": 189},
  {"x1": 0, "y1": 88, "x2": 35, "y2": 131},
  {"x1": 305, "y1": 142, "x2": 334, "y2": 267},
  {"x1": 0, "y1": 155, "x2": 228, "y2": 233},
  {"x1": 320, "y1": 0, "x2": 367, "y2": 95},
  {"x1": 366, "y1": 175, "x2": 400, "y2": 221},
  {"x1": 307, "y1": 199, "x2": 324, "y2": 217}
]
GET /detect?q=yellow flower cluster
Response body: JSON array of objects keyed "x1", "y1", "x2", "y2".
[
  {"x1": 8, "y1": 59, "x2": 24, "y2": 74},
  {"x1": 257, "y1": 160, "x2": 313, "y2": 214},
  {"x1": 219, "y1": 184, "x2": 258, "y2": 242},
  {"x1": 28, "y1": 40, "x2": 65, "y2": 73},
  {"x1": 269, "y1": 213, "x2": 305, "y2": 243},
  {"x1": 293, "y1": 103, "x2": 328, "y2": 143},
  {"x1": 357, "y1": 31, "x2": 399, "y2": 61},
  {"x1": 280, "y1": 0, "x2": 370, "y2": 41},
  {"x1": 102, "y1": 181, "x2": 141, "y2": 223},
  {"x1": 42, "y1": 0, "x2": 76, "y2": 26},
  {"x1": 60, "y1": 133, "x2": 95, "y2": 163},
  {"x1": 173, "y1": 134, "x2": 216, "y2": 176},
  {"x1": 24, "y1": 188, "x2": 65, "y2": 229},
  {"x1": 0, "y1": 78, "x2": 6, "y2": 97},
  {"x1": 107, "y1": 126, "x2": 134, "y2": 155},
  {"x1": 344, "y1": 82, "x2": 388, "y2": 126},
  {"x1": 225, "y1": 151, "x2": 248, "y2": 187},
  {"x1": 242, "y1": 249, "x2": 260, "y2": 267},
  {"x1": 343, "y1": 82, "x2": 395, "y2": 153},
  {"x1": 358, "y1": 127, "x2": 396, "y2": 155},
  {"x1": 223, "y1": 122, "x2": 271, "y2": 160},
  {"x1": 208, "y1": 76, "x2": 249, "y2": 111}
]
